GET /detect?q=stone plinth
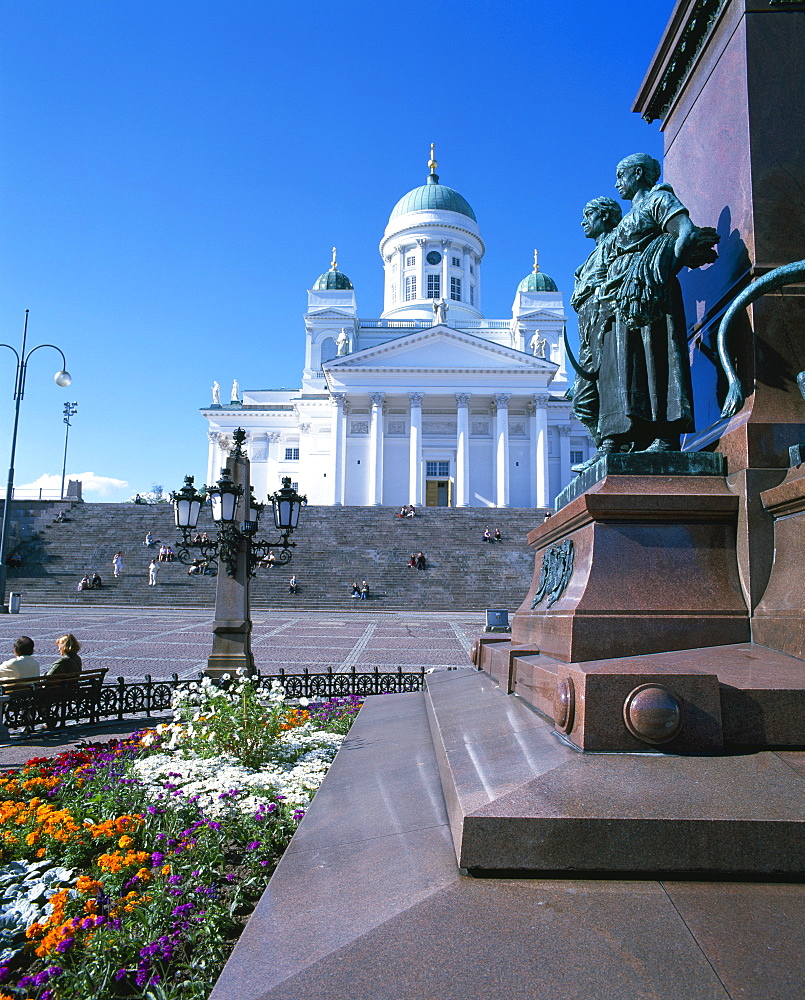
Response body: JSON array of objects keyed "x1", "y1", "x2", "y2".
[
  {"x1": 752, "y1": 462, "x2": 805, "y2": 658},
  {"x1": 512, "y1": 467, "x2": 749, "y2": 664}
]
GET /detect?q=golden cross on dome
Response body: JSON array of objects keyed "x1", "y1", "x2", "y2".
[
  {"x1": 331, "y1": 247, "x2": 338, "y2": 270},
  {"x1": 428, "y1": 142, "x2": 438, "y2": 175},
  {"x1": 533, "y1": 249, "x2": 540, "y2": 272}
]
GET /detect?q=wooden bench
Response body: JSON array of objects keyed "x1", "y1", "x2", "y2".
[{"x1": 0, "y1": 669, "x2": 109, "y2": 734}]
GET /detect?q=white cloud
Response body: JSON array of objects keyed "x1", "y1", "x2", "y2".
[{"x1": 14, "y1": 472, "x2": 129, "y2": 499}]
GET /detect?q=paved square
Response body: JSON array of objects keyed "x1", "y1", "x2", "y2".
[{"x1": 0, "y1": 606, "x2": 483, "y2": 681}]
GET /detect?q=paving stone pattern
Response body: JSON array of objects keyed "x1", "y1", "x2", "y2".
[
  {"x1": 3, "y1": 502, "x2": 540, "y2": 611},
  {"x1": 0, "y1": 605, "x2": 482, "y2": 681}
]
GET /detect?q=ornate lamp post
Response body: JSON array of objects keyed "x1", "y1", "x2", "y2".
[
  {"x1": 171, "y1": 427, "x2": 306, "y2": 676},
  {"x1": 0, "y1": 310, "x2": 71, "y2": 610}
]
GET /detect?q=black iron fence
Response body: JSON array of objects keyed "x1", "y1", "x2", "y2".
[{"x1": 93, "y1": 665, "x2": 428, "y2": 726}]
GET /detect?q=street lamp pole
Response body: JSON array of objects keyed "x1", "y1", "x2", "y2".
[
  {"x1": 60, "y1": 401, "x2": 78, "y2": 501},
  {"x1": 0, "y1": 310, "x2": 72, "y2": 609}
]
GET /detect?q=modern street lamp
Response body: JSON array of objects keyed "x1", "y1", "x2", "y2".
[
  {"x1": 60, "y1": 401, "x2": 78, "y2": 501},
  {"x1": 170, "y1": 427, "x2": 306, "y2": 674},
  {"x1": 0, "y1": 310, "x2": 71, "y2": 610}
]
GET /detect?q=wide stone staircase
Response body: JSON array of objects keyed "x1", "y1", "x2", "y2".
[{"x1": 4, "y1": 502, "x2": 546, "y2": 612}]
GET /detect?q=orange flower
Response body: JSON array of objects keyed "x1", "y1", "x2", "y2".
[
  {"x1": 76, "y1": 875, "x2": 103, "y2": 895},
  {"x1": 118, "y1": 834, "x2": 134, "y2": 849}
]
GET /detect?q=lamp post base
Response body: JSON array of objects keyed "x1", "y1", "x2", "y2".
[{"x1": 205, "y1": 618, "x2": 255, "y2": 678}]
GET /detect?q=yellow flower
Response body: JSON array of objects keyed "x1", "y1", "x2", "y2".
[{"x1": 118, "y1": 834, "x2": 134, "y2": 849}]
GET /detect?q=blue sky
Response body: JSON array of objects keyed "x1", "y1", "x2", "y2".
[{"x1": 0, "y1": 0, "x2": 673, "y2": 502}]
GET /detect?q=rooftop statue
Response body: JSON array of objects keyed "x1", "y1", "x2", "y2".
[
  {"x1": 336, "y1": 328, "x2": 350, "y2": 356},
  {"x1": 567, "y1": 154, "x2": 719, "y2": 458}
]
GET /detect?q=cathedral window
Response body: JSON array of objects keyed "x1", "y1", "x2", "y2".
[
  {"x1": 285, "y1": 447, "x2": 300, "y2": 460},
  {"x1": 451, "y1": 256, "x2": 461, "y2": 268},
  {"x1": 571, "y1": 450, "x2": 584, "y2": 465},
  {"x1": 426, "y1": 460, "x2": 450, "y2": 477},
  {"x1": 470, "y1": 264, "x2": 474, "y2": 275},
  {"x1": 390, "y1": 283, "x2": 396, "y2": 304},
  {"x1": 406, "y1": 254, "x2": 416, "y2": 267},
  {"x1": 470, "y1": 284, "x2": 474, "y2": 305},
  {"x1": 427, "y1": 274, "x2": 441, "y2": 299},
  {"x1": 405, "y1": 275, "x2": 417, "y2": 301},
  {"x1": 450, "y1": 276, "x2": 462, "y2": 301}
]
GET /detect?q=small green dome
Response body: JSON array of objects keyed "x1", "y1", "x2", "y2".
[
  {"x1": 390, "y1": 174, "x2": 476, "y2": 222},
  {"x1": 517, "y1": 270, "x2": 558, "y2": 293},
  {"x1": 313, "y1": 268, "x2": 353, "y2": 291}
]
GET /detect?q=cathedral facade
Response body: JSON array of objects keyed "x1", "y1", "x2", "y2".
[{"x1": 202, "y1": 155, "x2": 592, "y2": 507}]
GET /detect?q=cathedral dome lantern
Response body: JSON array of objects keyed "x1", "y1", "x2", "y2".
[
  {"x1": 313, "y1": 247, "x2": 353, "y2": 290},
  {"x1": 380, "y1": 145, "x2": 484, "y2": 323}
]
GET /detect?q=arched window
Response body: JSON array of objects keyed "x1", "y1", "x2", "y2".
[{"x1": 320, "y1": 337, "x2": 337, "y2": 367}]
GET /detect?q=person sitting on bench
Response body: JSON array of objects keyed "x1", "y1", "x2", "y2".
[
  {"x1": 46, "y1": 634, "x2": 82, "y2": 677},
  {"x1": 0, "y1": 637, "x2": 40, "y2": 683}
]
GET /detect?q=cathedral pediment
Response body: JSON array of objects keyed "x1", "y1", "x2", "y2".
[
  {"x1": 305, "y1": 308, "x2": 356, "y2": 321},
  {"x1": 516, "y1": 309, "x2": 565, "y2": 323},
  {"x1": 324, "y1": 325, "x2": 553, "y2": 374}
]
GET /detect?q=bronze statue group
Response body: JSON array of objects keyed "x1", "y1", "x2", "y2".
[{"x1": 568, "y1": 153, "x2": 719, "y2": 472}]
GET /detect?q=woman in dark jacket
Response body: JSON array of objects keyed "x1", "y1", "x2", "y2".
[{"x1": 47, "y1": 634, "x2": 82, "y2": 676}]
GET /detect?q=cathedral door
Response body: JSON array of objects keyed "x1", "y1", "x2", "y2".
[{"x1": 426, "y1": 480, "x2": 452, "y2": 507}]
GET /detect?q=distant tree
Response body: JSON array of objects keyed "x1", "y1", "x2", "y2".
[{"x1": 128, "y1": 484, "x2": 171, "y2": 505}]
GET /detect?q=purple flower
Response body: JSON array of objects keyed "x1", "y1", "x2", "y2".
[
  {"x1": 18, "y1": 975, "x2": 36, "y2": 989},
  {"x1": 56, "y1": 937, "x2": 75, "y2": 953},
  {"x1": 247, "y1": 840, "x2": 261, "y2": 850},
  {"x1": 0, "y1": 966, "x2": 9, "y2": 984},
  {"x1": 41, "y1": 992, "x2": 54, "y2": 1000},
  {"x1": 35, "y1": 970, "x2": 51, "y2": 986},
  {"x1": 47, "y1": 966, "x2": 63, "y2": 978}
]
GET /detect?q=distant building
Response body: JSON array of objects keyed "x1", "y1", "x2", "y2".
[{"x1": 203, "y1": 151, "x2": 591, "y2": 507}]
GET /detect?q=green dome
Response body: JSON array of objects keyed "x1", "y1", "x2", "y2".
[
  {"x1": 390, "y1": 174, "x2": 476, "y2": 222},
  {"x1": 313, "y1": 267, "x2": 353, "y2": 291},
  {"x1": 517, "y1": 270, "x2": 558, "y2": 293}
]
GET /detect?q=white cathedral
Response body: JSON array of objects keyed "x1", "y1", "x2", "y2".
[{"x1": 203, "y1": 151, "x2": 592, "y2": 508}]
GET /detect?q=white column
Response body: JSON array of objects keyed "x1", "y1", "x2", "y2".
[
  {"x1": 369, "y1": 392, "x2": 385, "y2": 506},
  {"x1": 441, "y1": 240, "x2": 452, "y2": 312},
  {"x1": 330, "y1": 393, "x2": 345, "y2": 505},
  {"x1": 206, "y1": 431, "x2": 218, "y2": 488},
  {"x1": 455, "y1": 393, "x2": 470, "y2": 507},
  {"x1": 531, "y1": 394, "x2": 550, "y2": 508},
  {"x1": 494, "y1": 393, "x2": 511, "y2": 508},
  {"x1": 558, "y1": 424, "x2": 573, "y2": 493},
  {"x1": 408, "y1": 392, "x2": 423, "y2": 505},
  {"x1": 416, "y1": 238, "x2": 426, "y2": 304}
]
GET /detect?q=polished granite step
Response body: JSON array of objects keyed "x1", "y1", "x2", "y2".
[
  {"x1": 425, "y1": 669, "x2": 805, "y2": 876},
  {"x1": 209, "y1": 685, "x2": 805, "y2": 1000}
]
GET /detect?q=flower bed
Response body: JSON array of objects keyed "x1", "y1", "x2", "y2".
[{"x1": 0, "y1": 675, "x2": 362, "y2": 999}]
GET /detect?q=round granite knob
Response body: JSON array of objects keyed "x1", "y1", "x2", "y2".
[
  {"x1": 555, "y1": 677, "x2": 575, "y2": 732},
  {"x1": 623, "y1": 683, "x2": 682, "y2": 745}
]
